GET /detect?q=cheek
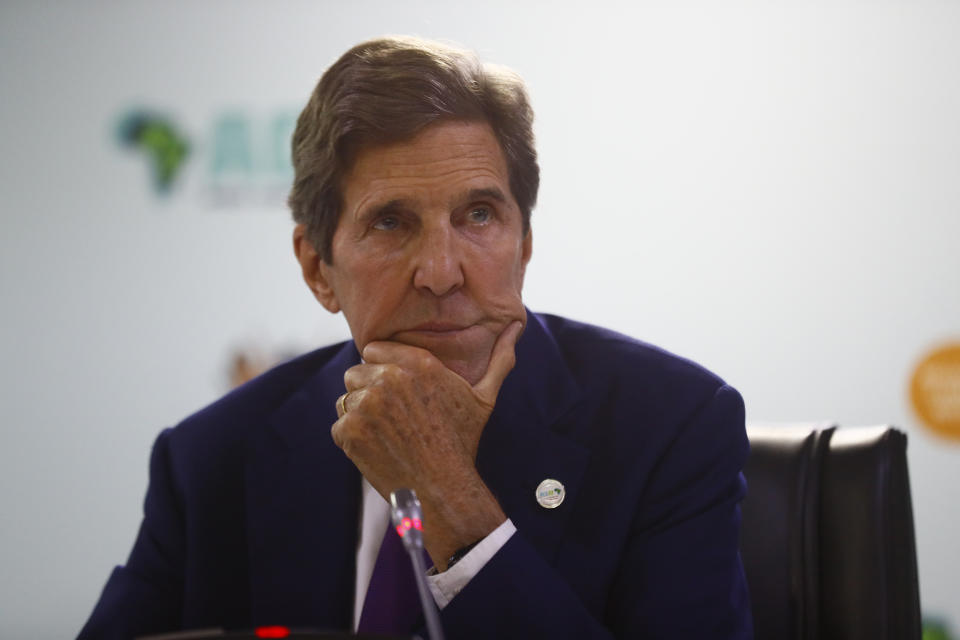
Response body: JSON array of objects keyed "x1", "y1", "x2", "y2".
[
  {"x1": 340, "y1": 250, "x2": 398, "y2": 297},
  {"x1": 474, "y1": 254, "x2": 527, "y2": 302},
  {"x1": 341, "y1": 263, "x2": 409, "y2": 331},
  {"x1": 501, "y1": 244, "x2": 529, "y2": 289}
]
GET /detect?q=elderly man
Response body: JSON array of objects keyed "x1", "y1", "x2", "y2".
[{"x1": 80, "y1": 37, "x2": 752, "y2": 639}]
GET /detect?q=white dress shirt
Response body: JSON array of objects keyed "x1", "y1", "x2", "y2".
[{"x1": 352, "y1": 478, "x2": 516, "y2": 631}]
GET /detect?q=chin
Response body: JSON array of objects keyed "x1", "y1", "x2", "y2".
[
  {"x1": 434, "y1": 356, "x2": 484, "y2": 385},
  {"x1": 389, "y1": 326, "x2": 496, "y2": 384}
]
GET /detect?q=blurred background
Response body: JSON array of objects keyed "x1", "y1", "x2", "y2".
[{"x1": 1, "y1": 1, "x2": 958, "y2": 637}]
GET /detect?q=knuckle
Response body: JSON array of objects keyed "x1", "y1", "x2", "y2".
[
  {"x1": 330, "y1": 420, "x2": 345, "y2": 447},
  {"x1": 332, "y1": 415, "x2": 362, "y2": 453},
  {"x1": 382, "y1": 364, "x2": 408, "y2": 386},
  {"x1": 366, "y1": 388, "x2": 392, "y2": 414},
  {"x1": 417, "y1": 352, "x2": 440, "y2": 371},
  {"x1": 352, "y1": 388, "x2": 372, "y2": 410}
]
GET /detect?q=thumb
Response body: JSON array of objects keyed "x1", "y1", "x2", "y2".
[{"x1": 473, "y1": 320, "x2": 523, "y2": 404}]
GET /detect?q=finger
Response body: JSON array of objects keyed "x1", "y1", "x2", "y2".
[
  {"x1": 331, "y1": 412, "x2": 350, "y2": 450},
  {"x1": 473, "y1": 320, "x2": 523, "y2": 403},
  {"x1": 335, "y1": 391, "x2": 351, "y2": 418},
  {"x1": 362, "y1": 340, "x2": 438, "y2": 369},
  {"x1": 343, "y1": 362, "x2": 391, "y2": 392}
]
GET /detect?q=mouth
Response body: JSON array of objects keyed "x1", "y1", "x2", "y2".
[
  {"x1": 407, "y1": 321, "x2": 473, "y2": 334},
  {"x1": 390, "y1": 321, "x2": 487, "y2": 346}
]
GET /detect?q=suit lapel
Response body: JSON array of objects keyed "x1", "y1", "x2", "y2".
[
  {"x1": 478, "y1": 313, "x2": 590, "y2": 567},
  {"x1": 245, "y1": 341, "x2": 361, "y2": 628}
]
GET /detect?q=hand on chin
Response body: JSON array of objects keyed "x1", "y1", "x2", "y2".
[
  {"x1": 387, "y1": 323, "x2": 497, "y2": 385},
  {"x1": 332, "y1": 321, "x2": 523, "y2": 566}
]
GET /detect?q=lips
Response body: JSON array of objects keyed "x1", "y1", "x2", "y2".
[
  {"x1": 408, "y1": 321, "x2": 472, "y2": 333},
  {"x1": 391, "y1": 321, "x2": 485, "y2": 345}
]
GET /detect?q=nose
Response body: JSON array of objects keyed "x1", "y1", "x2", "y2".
[{"x1": 412, "y1": 225, "x2": 464, "y2": 297}]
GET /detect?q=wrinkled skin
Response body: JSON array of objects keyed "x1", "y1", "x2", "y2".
[{"x1": 294, "y1": 120, "x2": 532, "y2": 568}]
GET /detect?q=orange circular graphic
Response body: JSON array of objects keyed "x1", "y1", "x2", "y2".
[{"x1": 910, "y1": 342, "x2": 960, "y2": 441}]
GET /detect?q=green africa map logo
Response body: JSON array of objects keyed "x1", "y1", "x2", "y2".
[
  {"x1": 116, "y1": 107, "x2": 295, "y2": 204},
  {"x1": 118, "y1": 111, "x2": 191, "y2": 193}
]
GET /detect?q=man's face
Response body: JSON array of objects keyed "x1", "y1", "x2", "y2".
[{"x1": 298, "y1": 119, "x2": 532, "y2": 385}]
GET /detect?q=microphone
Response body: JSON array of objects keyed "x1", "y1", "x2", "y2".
[{"x1": 389, "y1": 489, "x2": 446, "y2": 640}]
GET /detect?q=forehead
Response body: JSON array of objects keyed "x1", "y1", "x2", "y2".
[{"x1": 341, "y1": 120, "x2": 512, "y2": 211}]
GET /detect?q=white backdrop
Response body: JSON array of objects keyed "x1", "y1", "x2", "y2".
[{"x1": 2, "y1": 1, "x2": 958, "y2": 637}]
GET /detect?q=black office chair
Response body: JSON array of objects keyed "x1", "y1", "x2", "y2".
[{"x1": 740, "y1": 424, "x2": 922, "y2": 640}]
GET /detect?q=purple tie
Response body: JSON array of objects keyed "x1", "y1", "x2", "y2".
[{"x1": 357, "y1": 525, "x2": 429, "y2": 636}]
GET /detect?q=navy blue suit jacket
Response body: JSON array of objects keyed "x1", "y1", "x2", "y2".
[{"x1": 80, "y1": 312, "x2": 753, "y2": 638}]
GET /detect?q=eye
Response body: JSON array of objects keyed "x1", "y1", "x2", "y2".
[
  {"x1": 467, "y1": 206, "x2": 492, "y2": 224},
  {"x1": 372, "y1": 215, "x2": 400, "y2": 231}
]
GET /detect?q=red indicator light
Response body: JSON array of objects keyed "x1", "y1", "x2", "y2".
[
  {"x1": 256, "y1": 626, "x2": 290, "y2": 638},
  {"x1": 396, "y1": 524, "x2": 406, "y2": 537},
  {"x1": 413, "y1": 518, "x2": 423, "y2": 530},
  {"x1": 402, "y1": 517, "x2": 413, "y2": 529}
]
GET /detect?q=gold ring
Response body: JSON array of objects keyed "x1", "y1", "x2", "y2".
[{"x1": 337, "y1": 392, "x2": 350, "y2": 417}]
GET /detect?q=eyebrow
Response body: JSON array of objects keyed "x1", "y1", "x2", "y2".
[
  {"x1": 360, "y1": 198, "x2": 412, "y2": 224},
  {"x1": 362, "y1": 187, "x2": 508, "y2": 221},
  {"x1": 457, "y1": 187, "x2": 507, "y2": 207}
]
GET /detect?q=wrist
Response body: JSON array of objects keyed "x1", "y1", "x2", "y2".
[{"x1": 420, "y1": 478, "x2": 505, "y2": 570}]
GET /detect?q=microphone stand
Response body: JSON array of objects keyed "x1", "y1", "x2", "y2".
[{"x1": 390, "y1": 489, "x2": 446, "y2": 640}]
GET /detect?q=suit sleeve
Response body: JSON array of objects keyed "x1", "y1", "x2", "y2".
[
  {"x1": 78, "y1": 429, "x2": 185, "y2": 639},
  {"x1": 435, "y1": 384, "x2": 753, "y2": 639}
]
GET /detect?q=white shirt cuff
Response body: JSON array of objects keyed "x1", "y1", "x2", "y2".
[{"x1": 425, "y1": 518, "x2": 516, "y2": 609}]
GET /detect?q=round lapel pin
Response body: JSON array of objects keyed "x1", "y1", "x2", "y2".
[{"x1": 535, "y1": 478, "x2": 565, "y2": 509}]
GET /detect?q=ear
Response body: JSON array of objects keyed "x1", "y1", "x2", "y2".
[{"x1": 293, "y1": 224, "x2": 341, "y2": 313}]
